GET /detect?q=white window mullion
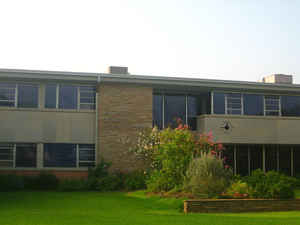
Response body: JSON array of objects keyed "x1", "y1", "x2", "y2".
[
  {"x1": 56, "y1": 84, "x2": 59, "y2": 109},
  {"x1": 76, "y1": 144, "x2": 79, "y2": 168},
  {"x1": 15, "y1": 84, "x2": 18, "y2": 107},
  {"x1": 77, "y1": 87, "x2": 80, "y2": 111},
  {"x1": 241, "y1": 94, "x2": 244, "y2": 115},
  {"x1": 263, "y1": 96, "x2": 266, "y2": 116},
  {"x1": 211, "y1": 91, "x2": 214, "y2": 114},
  {"x1": 13, "y1": 144, "x2": 16, "y2": 168},
  {"x1": 225, "y1": 94, "x2": 228, "y2": 114},
  {"x1": 279, "y1": 96, "x2": 282, "y2": 116}
]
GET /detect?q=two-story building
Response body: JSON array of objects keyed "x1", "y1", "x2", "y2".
[{"x1": 0, "y1": 67, "x2": 299, "y2": 178}]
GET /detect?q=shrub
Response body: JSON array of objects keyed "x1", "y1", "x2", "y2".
[
  {"x1": 245, "y1": 169, "x2": 296, "y2": 199},
  {"x1": 58, "y1": 179, "x2": 87, "y2": 191},
  {"x1": 87, "y1": 160, "x2": 112, "y2": 190},
  {"x1": 226, "y1": 180, "x2": 250, "y2": 198},
  {"x1": 123, "y1": 170, "x2": 146, "y2": 191},
  {"x1": 33, "y1": 172, "x2": 59, "y2": 190},
  {"x1": 130, "y1": 122, "x2": 225, "y2": 192},
  {"x1": 0, "y1": 174, "x2": 24, "y2": 191},
  {"x1": 183, "y1": 152, "x2": 233, "y2": 198},
  {"x1": 96, "y1": 173, "x2": 123, "y2": 191}
]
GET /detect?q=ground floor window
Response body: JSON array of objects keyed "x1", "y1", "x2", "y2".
[
  {"x1": 223, "y1": 144, "x2": 299, "y2": 176},
  {"x1": 0, "y1": 143, "x2": 95, "y2": 169},
  {"x1": 0, "y1": 143, "x2": 37, "y2": 168}
]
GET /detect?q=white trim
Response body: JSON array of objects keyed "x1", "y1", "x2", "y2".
[
  {"x1": 291, "y1": 147, "x2": 294, "y2": 176},
  {"x1": 211, "y1": 91, "x2": 214, "y2": 114}
]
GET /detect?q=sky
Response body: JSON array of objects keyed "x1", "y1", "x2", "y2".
[{"x1": 0, "y1": 0, "x2": 299, "y2": 83}]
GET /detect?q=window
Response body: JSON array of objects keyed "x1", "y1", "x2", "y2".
[
  {"x1": 213, "y1": 92, "x2": 225, "y2": 114},
  {"x1": 164, "y1": 95, "x2": 186, "y2": 128},
  {"x1": 243, "y1": 94, "x2": 264, "y2": 116},
  {"x1": 15, "y1": 144, "x2": 37, "y2": 168},
  {"x1": 45, "y1": 84, "x2": 96, "y2": 110},
  {"x1": 45, "y1": 84, "x2": 57, "y2": 108},
  {"x1": 236, "y1": 144, "x2": 249, "y2": 176},
  {"x1": 281, "y1": 96, "x2": 300, "y2": 117},
  {"x1": 264, "y1": 95, "x2": 280, "y2": 116},
  {"x1": 226, "y1": 93, "x2": 242, "y2": 115},
  {"x1": 153, "y1": 94, "x2": 163, "y2": 129},
  {"x1": 0, "y1": 144, "x2": 14, "y2": 167},
  {"x1": 0, "y1": 143, "x2": 37, "y2": 168},
  {"x1": 17, "y1": 84, "x2": 39, "y2": 108},
  {"x1": 44, "y1": 143, "x2": 96, "y2": 168},
  {"x1": 79, "y1": 86, "x2": 96, "y2": 110},
  {"x1": 0, "y1": 83, "x2": 16, "y2": 107},
  {"x1": 59, "y1": 85, "x2": 78, "y2": 109},
  {"x1": 78, "y1": 144, "x2": 95, "y2": 167},
  {"x1": 44, "y1": 144, "x2": 77, "y2": 167},
  {"x1": 265, "y1": 145, "x2": 278, "y2": 172}
]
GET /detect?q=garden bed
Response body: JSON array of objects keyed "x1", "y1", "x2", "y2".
[{"x1": 184, "y1": 199, "x2": 300, "y2": 213}]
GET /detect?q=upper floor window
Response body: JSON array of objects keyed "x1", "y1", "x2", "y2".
[
  {"x1": 243, "y1": 94, "x2": 264, "y2": 116},
  {"x1": 0, "y1": 83, "x2": 38, "y2": 108},
  {"x1": 45, "y1": 84, "x2": 96, "y2": 110},
  {"x1": 264, "y1": 95, "x2": 280, "y2": 116},
  {"x1": 281, "y1": 95, "x2": 300, "y2": 117},
  {"x1": 226, "y1": 93, "x2": 242, "y2": 115}
]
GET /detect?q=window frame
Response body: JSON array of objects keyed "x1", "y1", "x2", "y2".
[
  {"x1": 44, "y1": 84, "x2": 96, "y2": 110},
  {"x1": 0, "y1": 82, "x2": 39, "y2": 109},
  {"x1": 264, "y1": 95, "x2": 281, "y2": 116},
  {"x1": 0, "y1": 143, "x2": 37, "y2": 168},
  {"x1": 225, "y1": 93, "x2": 243, "y2": 115}
]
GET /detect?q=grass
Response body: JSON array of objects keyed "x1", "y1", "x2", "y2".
[{"x1": 0, "y1": 191, "x2": 300, "y2": 225}]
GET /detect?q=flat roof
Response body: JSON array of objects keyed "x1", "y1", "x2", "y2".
[{"x1": 0, "y1": 68, "x2": 300, "y2": 93}]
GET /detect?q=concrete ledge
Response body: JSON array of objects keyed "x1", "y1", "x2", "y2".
[{"x1": 184, "y1": 199, "x2": 300, "y2": 213}]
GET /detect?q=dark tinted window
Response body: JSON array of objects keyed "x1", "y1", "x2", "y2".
[
  {"x1": 18, "y1": 84, "x2": 38, "y2": 108},
  {"x1": 244, "y1": 94, "x2": 264, "y2": 116},
  {"x1": 293, "y1": 146, "x2": 300, "y2": 176},
  {"x1": 153, "y1": 94, "x2": 163, "y2": 129},
  {"x1": 164, "y1": 95, "x2": 186, "y2": 128},
  {"x1": 213, "y1": 92, "x2": 225, "y2": 114},
  {"x1": 279, "y1": 145, "x2": 291, "y2": 176},
  {"x1": 79, "y1": 86, "x2": 96, "y2": 110},
  {"x1": 59, "y1": 85, "x2": 78, "y2": 109},
  {"x1": 226, "y1": 93, "x2": 242, "y2": 115},
  {"x1": 45, "y1": 84, "x2": 57, "y2": 108},
  {"x1": 265, "y1": 96, "x2": 280, "y2": 116},
  {"x1": 265, "y1": 145, "x2": 278, "y2": 172},
  {"x1": 44, "y1": 144, "x2": 76, "y2": 167},
  {"x1": 223, "y1": 145, "x2": 234, "y2": 170},
  {"x1": 0, "y1": 144, "x2": 14, "y2": 168},
  {"x1": 236, "y1": 144, "x2": 249, "y2": 176},
  {"x1": 15, "y1": 144, "x2": 37, "y2": 168},
  {"x1": 187, "y1": 94, "x2": 211, "y2": 130},
  {"x1": 0, "y1": 83, "x2": 16, "y2": 107},
  {"x1": 249, "y1": 145, "x2": 263, "y2": 173},
  {"x1": 79, "y1": 144, "x2": 95, "y2": 167},
  {"x1": 281, "y1": 96, "x2": 300, "y2": 117}
]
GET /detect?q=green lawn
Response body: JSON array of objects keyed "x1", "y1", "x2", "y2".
[{"x1": 1, "y1": 191, "x2": 300, "y2": 225}]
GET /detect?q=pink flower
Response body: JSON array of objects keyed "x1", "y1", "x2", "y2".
[{"x1": 217, "y1": 143, "x2": 223, "y2": 150}]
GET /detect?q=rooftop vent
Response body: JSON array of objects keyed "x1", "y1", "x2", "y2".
[
  {"x1": 262, "y1": 74, "x2": 293, "y2": 84},
  {"x1": 108, "y1": 66, "x2": 129, "y2": 75}
]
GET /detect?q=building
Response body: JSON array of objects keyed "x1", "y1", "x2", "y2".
[{"x1": 0, "y1": 67, "x2": 299, "y2": 178}]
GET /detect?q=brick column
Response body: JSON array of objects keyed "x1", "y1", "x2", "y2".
[{"x1": 98, "y1": 83, "x2": 152, "y2": 172}]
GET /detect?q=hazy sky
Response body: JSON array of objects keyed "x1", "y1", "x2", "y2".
[{"x1": 0, "y1": 0, "x2": 299, "y2": 83}]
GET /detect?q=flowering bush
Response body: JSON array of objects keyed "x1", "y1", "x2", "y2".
[
  {"x1": 130, "y1": 120, "x2": 227, "y2": 192},
  {"x1": 183, "y1": 152, "x2": 233, "y2": 197}
]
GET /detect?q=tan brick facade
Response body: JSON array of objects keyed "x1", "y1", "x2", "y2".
[{"x1": 98, "y1": 83, "x2": 153, "y2": 172}]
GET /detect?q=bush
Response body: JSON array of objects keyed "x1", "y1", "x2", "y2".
[
  {"x1": 58, "y1": 179, "x2": 87, "y2": 191},
  {"x1": 123, "y1": 170, "x2": 146, "y2": 191},
  {"x1": 0, "y1": 174, "x2": 24, "y2": 191},
  {"x1": 226, "y1": 180, "x2": 250, "y2": 198},
  {"x1": 32, "y1": 172, "x2": 59, "y2": 190},
  {"x1": 130, "y1": 123, "x2": 225, "y2": 192},
  {"x1": 183, "y1": 152, "x2": 233, "y2": 198},
  {"x1": 96, "y1": 173, "x2": 123, "y2": 191},
  {"x1": 87, "y1": 160, "x2": 112, "y2": 190},
  {"x1": 245, "y1": 169, "x2": 296, "y2": 199}
]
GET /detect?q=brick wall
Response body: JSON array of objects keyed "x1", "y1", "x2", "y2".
[
  {"x1": 184, "y1": 199, "x2": 300, "y2": 213},
  {"x1": 98, "y1": 83, "x2": 153, "y2": 172}
]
